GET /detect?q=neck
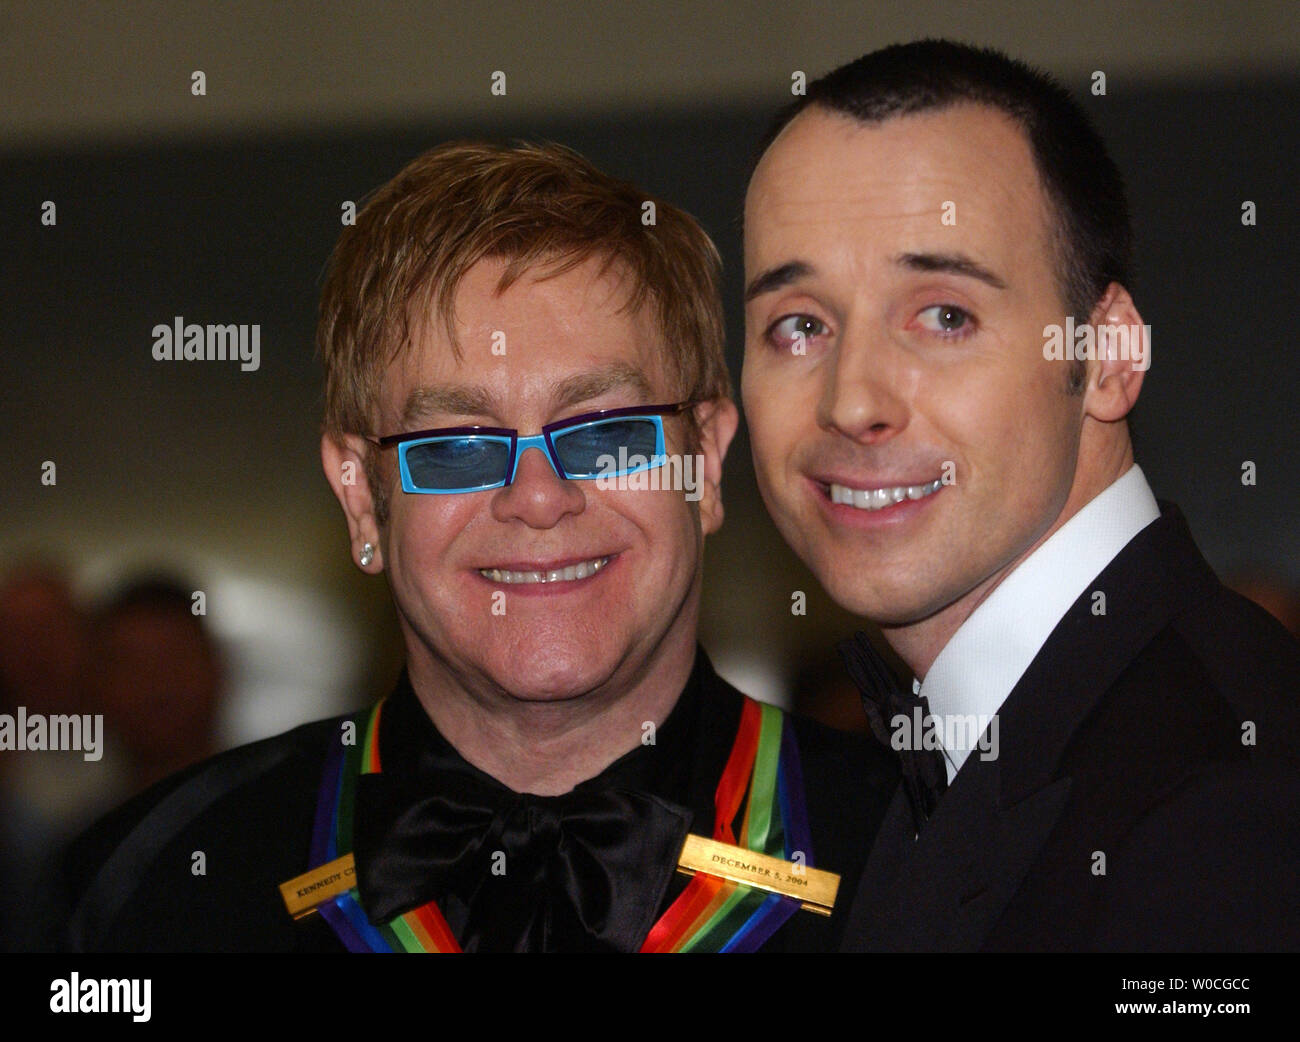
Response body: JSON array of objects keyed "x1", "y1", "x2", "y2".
[
  {"x1": 403, "y1": 622, "x2": 700, "y2": 797},
  {"x1": 883, "y1": 434, "x2": 1135, "y2": 680}
]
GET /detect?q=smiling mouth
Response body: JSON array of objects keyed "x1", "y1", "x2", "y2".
[
  {"x1": 478, "y1": 556, "x2": 612, "y2": 585},
  {"x1": 825, "y1": 479, "x2": 943, "y2": 511}
]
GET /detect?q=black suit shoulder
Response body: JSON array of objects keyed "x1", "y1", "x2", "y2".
[
  {"x1": 1167, "y1": 582, "x2": 1300, "y2": 743},
  {"x1": 1092, "y1": 591, "x2": 1299, "y2": 949},
  {"x1": 989, "y1": 581, "x2": 1300, "y2": 950},
  {"x1": 47, "y1": 713, "x2": 352, "y2": 953},
  {"x1": 1067, "y1": 581, "x2": 1299, "y2": 833}
]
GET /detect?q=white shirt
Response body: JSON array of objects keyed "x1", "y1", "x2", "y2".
[{"x1": 917, "y1": 464, "x2": 1161, "y2": 783}]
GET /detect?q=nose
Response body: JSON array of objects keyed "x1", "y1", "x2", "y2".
[
  {"x1": 816, "y1": 326, "x2": 910, "y2": 445},
  {"x1": 490, "y1": 444, "x2": 586, "y2": 528}
]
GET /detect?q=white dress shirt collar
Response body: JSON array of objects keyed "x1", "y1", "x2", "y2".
[{"x1": 916, "y1": 464, "x2": 1160, "y2": 782}]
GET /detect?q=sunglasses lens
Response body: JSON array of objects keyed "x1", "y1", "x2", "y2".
[
  {"x1": 552, "y1": 418, "x2": 661, "y2": 477},
  {"x1": 404, "y1": 437, "x2": 511, "y2": 491}
]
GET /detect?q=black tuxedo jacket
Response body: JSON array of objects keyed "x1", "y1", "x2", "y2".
[
  {"x1": 842, "y1": 503, "x2": 1300, "y2": 952},
  {"x1": 45, "y1": 649, "x2": 897, "y2": 952}
]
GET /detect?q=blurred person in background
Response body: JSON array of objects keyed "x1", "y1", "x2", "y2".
[
  {"x1": 90, "y1": 576, "x2": 223, "y2": 795},
  {"x1": 0, "y1": 563, "x2": 89, "y2": 950},
  {"x1": 787, "y1": 649, "x2": 872, "y2": 736},
  {"x1": 1226, "y1": 569, "x2": 1300, "y2": 640}
]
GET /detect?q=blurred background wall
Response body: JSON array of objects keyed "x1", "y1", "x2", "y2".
[{"x1": 1, "y1": 1, "x2": 1296, "y2": 831}]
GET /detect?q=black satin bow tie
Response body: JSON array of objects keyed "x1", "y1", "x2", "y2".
[
  {"x1": 351, "y1": 712, "x2": 694, "y2": 952},
  {"x1": 839, "y1": 631, "x2": 948, "y2": 832}
]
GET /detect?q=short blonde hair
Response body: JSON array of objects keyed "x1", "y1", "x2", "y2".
[{"x1": 317, "y1": 140, "x2": 729, "y2": 439}]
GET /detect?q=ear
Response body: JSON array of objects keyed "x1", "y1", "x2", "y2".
[
  {"x1": 692, "y1": 397, "x2": 740, "y2": 536},
  {"x1": 1082, "y1": 283, "x2": 1148, "y2": 422},
  {"x1": 321, "y1": 431, "x2": 386, "y2": 572}
]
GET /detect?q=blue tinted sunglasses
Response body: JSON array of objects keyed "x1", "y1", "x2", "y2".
[{"x1": 369, "y1": 402, "x2": 694, "y2": 494}]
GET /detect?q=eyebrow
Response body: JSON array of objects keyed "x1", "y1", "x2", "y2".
[
  {"x1": 397, "y1": 361, "x2": 656, "y2": 431},
  {"x1": 400, "y1": 385, "x2": 495, "y2": 429},
  {"x1": 893, "y1": 251, "x2": 1007, "y2": 290},
  {"x1": 744, "y1": 252, "x2": 1008, "y2": 302},
  {"x1": 745, "y1": 261, "x2": 813, "y2": 302},
  {"x1": 551, "y1": 362, "x2": 655, "y2": 411}
]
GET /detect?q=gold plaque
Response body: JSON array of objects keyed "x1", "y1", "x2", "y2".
[
  {"x1": 278, "y1": 853, "x2": 357, "y2": 919},
  {"x1": 675, "y1": 834, "x2": 839, "y2": 916}
]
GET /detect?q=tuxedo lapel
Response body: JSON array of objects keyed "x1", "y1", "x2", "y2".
[
  {"x1": 995, "y1": 503, "x2": 1217, "y2": 805},
  {"x1": 843, "y1": 787, "x2": 912, "y2": 946},
  {"x1": 843, "y1": 752, "x2": 1072, "y2": 951}
]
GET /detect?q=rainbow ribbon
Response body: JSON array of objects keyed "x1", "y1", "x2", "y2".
[{"x1": 308, "y1": 695, "x2": 813, "y2": 953}]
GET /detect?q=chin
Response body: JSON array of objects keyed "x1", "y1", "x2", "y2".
[
  {"x1": 823, "y1": 582, "x2": 908, "y2": 625},
  {"x1": 486, "y1": 649, "x2": 619, "y2": 704},
  {"x1": 806, "y1": 552, "x2": 941, "y2": 627}
]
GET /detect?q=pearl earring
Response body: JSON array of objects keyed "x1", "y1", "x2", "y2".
[{"x1": 359, "y1": 542, "x2": 374, "y2": 567}]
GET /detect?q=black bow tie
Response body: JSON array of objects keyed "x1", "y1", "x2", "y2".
[
  {"x1": 349, "y1": 680, "x2": 696, "y2": 952},
  {"x1": 838, "y1": 631, "x2": 948, "y2": 832}
]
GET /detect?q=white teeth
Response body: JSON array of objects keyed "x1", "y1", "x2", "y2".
[
  {"x1": 480, "y1": 556, "x2": 610, "y2": 584},
  {"x1": 828, "y1": 479, "x2": 942, "y2": 511}
]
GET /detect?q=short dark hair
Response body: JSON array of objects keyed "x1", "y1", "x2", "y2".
[{"x1": 757, "y1": 39, "x2": 1134, "y2": 323}]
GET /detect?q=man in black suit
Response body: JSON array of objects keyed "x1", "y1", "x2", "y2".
[
  {"x1": 740, "y1": 40, "x2": 1300, "y2": 951},
  {"x1": 49, "y1": 140, "x2": 895, "y2": 953}
]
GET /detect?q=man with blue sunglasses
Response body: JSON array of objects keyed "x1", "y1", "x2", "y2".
[{"x1": 54, "y1": 140, "x2": 897, "y2": 953}]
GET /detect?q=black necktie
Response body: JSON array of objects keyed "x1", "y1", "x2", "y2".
[{"x1": 838, "y1": 631, "x2": 948, "y2": 832}]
